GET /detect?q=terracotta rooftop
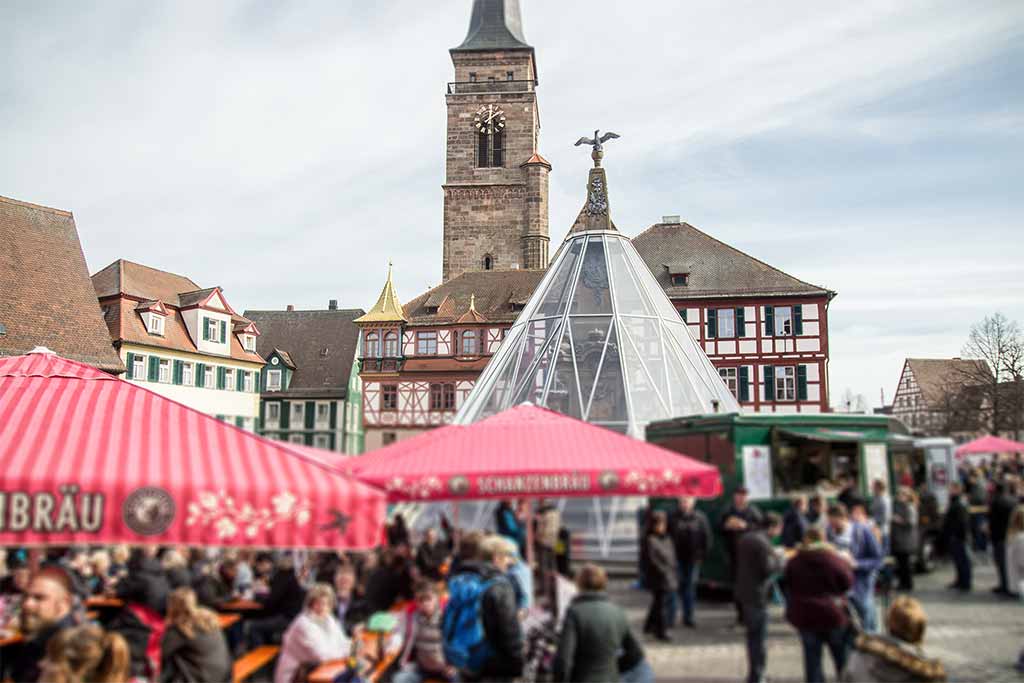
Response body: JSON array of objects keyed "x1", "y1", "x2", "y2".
[
  {"x1": 904, "y1": 358, "x2": 992, "y2": 406},
  {"x1": 403, "y1": 269, "x2": 545, "y2": 326},
  {"x1": 0, "y1": 195, "x2": 124, "y2": 372}
]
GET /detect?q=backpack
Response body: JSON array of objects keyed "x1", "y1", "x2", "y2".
[{"x1": 442, "y1": 571, "x2": 498, "y2": 674}]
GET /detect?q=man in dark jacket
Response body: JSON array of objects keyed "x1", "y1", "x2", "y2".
[
  {"x1": 416, "y1": 528, "x2": 450, "y2": 582},
  {"x1": 642, "y1": 510, "x2": 677, "y2": 642},
  {"x1": 554, "y1": 564, "x2": 644, "y2": 682},
  {"x1": 943, "y1": 483, "x2": 972, "y2": 591},
  {"x1": 191, "y1": 559, "x2": 234, "y2": 610},
  {"x1": 8, "y1": 568, "x2": 76, "y2": 683},
  {"x1": 989, "y1": 480, "x2": 1017, "y2": 595},
  {"x1": 446, "y1": 536, "x2": 524, "y2": 682},
  {"x1": 781, "y1": 495, "x2": 810, "y2": 548},
  {"x1": 719, "y1": 487, "x2": 764, "y2": 624},
  {"x1": 784, "y1": 527, "x2": 855, "y2": 683},
  {"x1": 248, "y1": 557, "x2": 306, "y2": 646},
  {"x1": 117, "y1": 547, "x2": 171, "y2": 614},
  {"x1": 668, "y1": 496, "x2": 712, "y2": 627},
  {"x1": 734, "y1": 513, "x2": 784, "y2": 683}
]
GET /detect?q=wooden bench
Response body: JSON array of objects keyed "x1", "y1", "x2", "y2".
[{"x1": 233, "y1": 645, "x2": 280, "y2": 683}]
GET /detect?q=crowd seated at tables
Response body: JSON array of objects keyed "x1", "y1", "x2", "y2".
[{"x1": 0, "y1": 502, "x2": 605, "y2": 683}]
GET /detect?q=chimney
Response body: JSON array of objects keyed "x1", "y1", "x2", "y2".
[
  {"x1": 328, "y1": 299, "x2": 338, "y2": 310},
  {"x1": 286, "y1": 304, "x2": 294, "y2": 312},
  {"x1": 662, "y1": 215, "x2": 681, "y2": 224}
]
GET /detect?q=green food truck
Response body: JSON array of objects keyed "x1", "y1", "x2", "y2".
[{"x1": 645, "y1": 412, "x2": 912, "y2": 588}]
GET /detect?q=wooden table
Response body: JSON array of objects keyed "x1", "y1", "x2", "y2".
[
  {"x1": 220, "y1": 599, "x2": 263, "y2": 612},
  {"x1": 219, "y1": 613, "x2": 241, "y2": 629},
  {"x1": 307, "y1": 631, "x2": 401, "y2": 683},
  {"x1": 0, "y1": 632, "x2": 24, "y2": 648},
  {"x1": 85, "y1": 597, "x2": 124, "y2": 609}
]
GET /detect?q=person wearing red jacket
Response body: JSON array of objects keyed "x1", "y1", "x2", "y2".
[{"x1": 784, "y1": 527, "x2": 855, "y2": 683}]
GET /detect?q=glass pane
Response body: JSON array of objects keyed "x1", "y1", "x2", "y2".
[
  {"x1": 618, "y1": 317, "x2": 671, "y2": 425},
  {"x1": 533, "y1": 239, "x2": 584, "y2": 319},
  {"x1": 586, "y1": 327, "x2": 628, "y2": 423},
  {"x1": 570, "y1": 316, "x2": 613, "y2": 414},
  {"x1": 510, "y1": 319, "x2": 563, "y2": 398},
  {"x1": 513, "y1": 328, "x2": 560, "y2": 404},
  {"x1": 623, "y1": 241, "x2": 683, "y2": 321},
  {"x1": 543, "y1": 329, "x2": 584, "y2": 419},
  {"x1": 569, "y1": 238, "x2": 612, "y2": 315},
  {"x1": 662, "y1": 321, "x2": 739, "y2": 414},
  {"x1": 475, "y1": 351, "x2": 520, "y2": 420},
  {"x1": 606, "y1": 237, "x2": 655, "y2": 316}
]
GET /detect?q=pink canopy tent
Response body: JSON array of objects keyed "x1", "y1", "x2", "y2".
[
  {"x1": 0, "y1": 351, "x2": 385, "y2": 549},
  {"x1": 347, "y1": 404, "x2": 722, "y2": 501},
  {"x1": 956, "y1": 435, "x2": 1024, "y2": 459}
]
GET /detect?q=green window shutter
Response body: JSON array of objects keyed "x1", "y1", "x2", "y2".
[
  {"x1": 202, "y1": 318, "x2": 209, "y2": 341},
  {"x1": 330, "y1": 401, "x2": 338, "y2": 429},
  {"x1": 148, "y1": 356, "x2": 159, "y2": 381},
  {"x1": 236, "y1": 370, "x2": 245, "y2": 392},
  {"x1": 329, "y1": 433, "x2": 336, "y2": 451},
  {"x1": 253, "y1": 370, "x2": 260, "y2": 392},
  {"x1": 304, "y1": 401, "x2": 315, "y2": 430},
  {"x1": 259, "y1": 401, "x2": 266, "y2": 432},
  {"x1": 736, "y1": 307, "x2": 746, "y2": 337},
  {"x1": 216, "y1": 414, "x2": 225, "y2": 422},
  {"x1": 679, "y1": 308, "x2": 687, "y2": 322},
  {"x1": 794, "y1": 306, "x2": 804, "y2": 335},
  {"x1": 220, "y1": 320, "x2": 227, "y2": 343},
  {"x1": 706, "y1": 309, "x2": 717, "y2": 339},
  {"x1": 763, "y1": 366, "x2": 775, "y2": 401},
  {"x1": 739, "y1": 366, "x2": 750, "y2": 403},
  {"x1": 125, "y1": 352, "x2": 135, "y2": 379},
  {"x1": 765, "y1": 306, "x2": 775, "y2": 336},
  {"x1": 195, "y1": 363, "x2": 205, "y2": 388},
  {"x1": 235, "y1": 416, "x2": 244, "y2": 428},
  {"x1": 304, "y1": 433, "x2": 314, "y2": 446},
  {"x1": 172, "y1": 360, "x2": 182, "y2": 385},
  {"x1": 217, "y1": 367, "x2": 226, "y2": 390},
  {"x1": 797, "y1": 365, "x2": 808, "y2": 400},
  {"x1": 281, "y1": 402, "x2": 290, "y2": 429}
]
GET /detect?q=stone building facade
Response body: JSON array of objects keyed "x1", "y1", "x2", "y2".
[{"x1": 442, "y1": 1, "x2": 550, "y2": 282}]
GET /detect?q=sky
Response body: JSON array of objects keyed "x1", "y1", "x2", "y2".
[{"x1": 2, "y1": 0, "x2": 1022, "y2": 409}]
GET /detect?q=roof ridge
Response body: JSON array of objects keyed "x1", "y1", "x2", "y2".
[
  {"x1": 244, "y1": 308, "x2": 366, "y2": 314},
  {"x1": 105, "y1": 259, "x2": 203, "y2": 291},
  {"x1": 0, "y1": 194, "x2": 73, "y2": 217},
  {"x1": 642, "y1": 221, "x2": 834, "y2": 295}
]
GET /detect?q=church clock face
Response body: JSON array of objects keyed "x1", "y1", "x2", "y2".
[{"x1": 474, "y1": 104, "x2": 506, "y2": 135}]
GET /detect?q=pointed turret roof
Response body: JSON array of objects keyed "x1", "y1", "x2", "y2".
[
  {"x1": 451, "y1": 0, "x2": 532, "y2": 52},
  {"x1": 355, "y1": 263, "x2": 407, "y2": 323},
  {"x1": 456, "y1": 294, "x2": 489, "y2": 324}
]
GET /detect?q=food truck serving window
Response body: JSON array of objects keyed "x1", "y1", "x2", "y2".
[{"x1": 770, "y1": 428, "x2": 862, "y2": 497}]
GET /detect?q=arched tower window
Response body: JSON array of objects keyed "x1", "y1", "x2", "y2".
[
  {"x1": 364, "y1": 331, "x2": 380, "y2": 358},
  {"x1": 383, "y1": 331, "x2": 398, "y2": 357},
  {"x1": 461, "y1": 329, "x2": 478, "y2": 355},
  {"x1": 483, "y1": 254, "x2": 493, "y2": 270},
  {"x1": 477, "y1": 131, "x2": 504, "y2": 168}
]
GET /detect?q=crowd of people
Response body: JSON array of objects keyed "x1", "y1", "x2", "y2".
[{"x1": 0, "y1": 457, "x2": 1022, "y2": 683}]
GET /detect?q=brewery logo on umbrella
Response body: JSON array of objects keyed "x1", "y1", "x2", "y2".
[
  {"x1": 448, "y1": 476, "x2": 470, "y2": 496},
  {"x1": 123, "y1": 487, "x2": 176, "y2": 536},
  {"x1": 598, "y1": 471, "x2": 620, "y2": 491}
]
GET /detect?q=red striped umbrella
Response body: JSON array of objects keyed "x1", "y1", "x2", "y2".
[
  {"x1": 346, "y1": 404, "x2": 721, "y2": 501},
  {"x1": 0, "y1": 351, "x2": 385, "y2": 549}
]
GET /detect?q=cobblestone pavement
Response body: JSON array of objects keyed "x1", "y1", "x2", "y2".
[{"x1": 606, "y1": 557, "x2": 1023, "y2": 682}]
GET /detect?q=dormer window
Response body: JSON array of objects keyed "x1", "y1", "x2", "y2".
[
  {"x1": 242, "y1": 334, "x2": 256, "y2": 352},
  {"x1": 203, "y1": 317, "x2": 223, "y2": 343},
  {"x1": 146, "y1": 313, "x2": 165, "y2": 336},
  {"x1": 424, "y1": 305, "x2": 439, "y2": 315},
  {"x1": 671, "y1": 273, "x2": 689, "y2": 286}
]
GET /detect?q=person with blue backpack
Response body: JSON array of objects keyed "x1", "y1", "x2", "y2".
[{"x1": 442, "y1": 535, "x2": 524, "y2": 682}]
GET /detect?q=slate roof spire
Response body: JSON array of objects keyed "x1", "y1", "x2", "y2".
[{"x1": 452, "y1": 0, "x2": 532, "y2": 52}]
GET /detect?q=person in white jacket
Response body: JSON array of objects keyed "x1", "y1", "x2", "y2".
[
  {"x1": 275, "y1": 583, "x2": 350, "y2": 683},
  {"x1": 1006, "y1": 505, "x2": 1024, "y2": 598}
]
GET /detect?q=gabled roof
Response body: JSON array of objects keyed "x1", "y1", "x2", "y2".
[
  {"x1": 404, "y1": 270, "x2": 546, "y2": 326},
  {"x1": 243, "y1": 308, "x2": 366, "y2": 399},
  {"x1": 456, "y1": 295, "x2": 489, "y2": 324},
  {"x1": 355, "y1": 264, "x2": 407, "y2": 323},
  {"x1": 451, "y1": 0, "x2": 532, "y2": 53},
  {"x1": 903, "y1": 358, "x2": 992, "y2": 405},
  {"x1": 631, "y1": 222, "x2": 835, "y2": 300},
  {"x1": 0, "y1": 195, "x2": 124, "y2": 372},
  {"x1": 92, "y1": 259, "x2": 200, "y2": 305}
]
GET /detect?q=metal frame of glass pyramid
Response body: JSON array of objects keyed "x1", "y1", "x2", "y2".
[{"x1": 456, "y1": 221, "x2": 738, "y2": 437}]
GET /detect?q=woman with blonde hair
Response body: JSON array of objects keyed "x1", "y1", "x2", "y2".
[
  {"x1": 40, "y1": 623, "x2": 130, "y2": 683},
  {"x1": 841, "y1": 596, "x2": 945, "y2": 682},
  {"x1": 275, "y1": 583, "x2": 349, "y2": 683},
  {"x1": 159, "y1": 587, "x2": 231, "y2": 683}
]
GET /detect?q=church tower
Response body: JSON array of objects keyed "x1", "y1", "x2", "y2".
[{"x1": 442, "y1": 0, "x2": 551, "y2": 282}]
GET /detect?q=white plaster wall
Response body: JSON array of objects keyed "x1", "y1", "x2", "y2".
[
  {"x1": 807, "y1": 385, "x2": 821, "y2": 401},
  {"x1": 796, "y1": 338, "x2": 821, "y2": 352},
  {"x1": 774, "y1": 404, "x2": 798, "y2": 414},
  {"x1": 802, "y1": 321, "x2": 820, "y2": 336},
  {"x1": 718, "y1": 340, "x2": 736, "y2": 355},
  {"x1": 126, "y1": 379, "x2": 259, "y2": 418},
  {"x1": 805, "y1": 364, "x2": 820, "y2": 382},
  {"x1": 801, "y1": 304, "x2": 819, "y2": 320},
  {"x1": 739, "y1": 340, "x2": 757, "y2": 354}
]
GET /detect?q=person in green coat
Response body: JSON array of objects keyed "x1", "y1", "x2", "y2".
[{"x1": 553, "y1": 564, "x2": 647, "y2": 683}]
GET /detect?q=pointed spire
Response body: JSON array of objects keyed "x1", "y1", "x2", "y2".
[
  {"x1": 457, "y1": 292, "x2": 489, "y2": 323},
  {"x1": 452, "y1": 0, "x2": 532, "y2": 52},
  {"x1": 354, "y1": 261, "x2": 407, "y2": 323}
]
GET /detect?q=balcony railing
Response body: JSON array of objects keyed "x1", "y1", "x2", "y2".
[{"x1": 447, "y1": 80, "x2": 536, "y2": 95}]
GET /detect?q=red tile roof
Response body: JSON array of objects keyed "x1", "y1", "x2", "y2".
[{"x1": 0, "y1": 195, "x2": 124, "y2": 372}]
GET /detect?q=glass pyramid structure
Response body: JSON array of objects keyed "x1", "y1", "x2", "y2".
[{"x1": 456, "y1": 160, "x2": 739, "y2": 436}]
